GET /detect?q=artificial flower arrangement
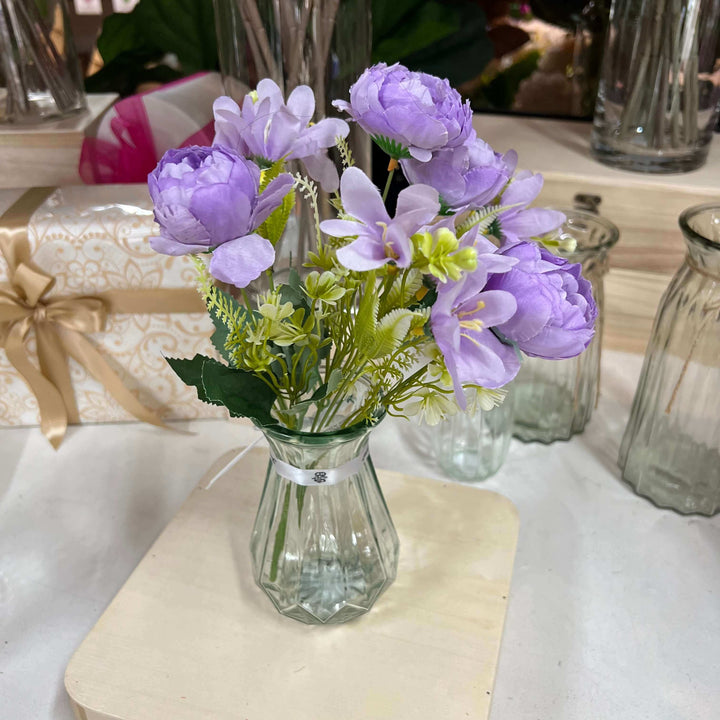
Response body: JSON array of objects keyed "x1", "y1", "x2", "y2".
[{"x1": 148, "y1": 63, "x2": 597, "y2": 433}]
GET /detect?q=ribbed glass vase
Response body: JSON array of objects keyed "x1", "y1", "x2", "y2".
[
  {"x1": 250, "y1": 415, "x2": 399, "y2": 624},
  {"x1": 619, "y1": 204, "x2": 720, "y2": 515},
  {"x1": 513, "y1": 209, "x2": 619, "y2": 443},
  {"x1": 591, "y1": 0, "x2": 720, "y2": 173},
  {"x1": 433, "y1": 395, "x2": 514, "y2": 482}
]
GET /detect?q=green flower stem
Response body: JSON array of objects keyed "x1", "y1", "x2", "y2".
[
  {"x1": 382, "y1": 165, "x2": 396, "y2": 203},
  {"x1": 269, "y1": 482, "x2": 292, "y2": 583}
]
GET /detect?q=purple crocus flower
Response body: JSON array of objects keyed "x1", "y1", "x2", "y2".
[
  {"x1": 148, "y1": 145, "x2": 293, "y2": 288},
  {"x1": 485, "y1": 241, "x2": 597, "y2": 359},
  {"x1": 333, "y1": 63, "x2": 474, "y2": 162},
  {"x1": 431, "y1": 259, "x2": 520, "y2": 406},
  {"x1": 496, "y1": 170, "x2": 565, "y2": 243},
  {"x1": 213, "y1": 80, "x2": 349, "y2": 191},
  {"x1": 401, "y1": 136, "x2": 509, "y2": 210},
  {"x1": 320, "y1": 167, "x2": 440, "y2": 271}
]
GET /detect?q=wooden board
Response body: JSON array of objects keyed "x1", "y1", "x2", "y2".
[{"x1": 65, "y1": 447, "x2": 519, "y2": 720}]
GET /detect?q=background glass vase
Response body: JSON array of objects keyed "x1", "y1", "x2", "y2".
[
  {"x1": 512, "y1": 208, "x2": 619, "y2": 443},
  {"x1": 433, "y1": 393, "x2": 514, "y2": 483},
  {"x1": 212, "y1": 0, "x2": 371, "y2": 276},
  {"x1": 619, "y1": 204, "x2": 720, "y2": 515},
  {"x1": 0, "y1": 0, "x2": 86, "y2": 123},
  {"x1": 591, "y1": 0, "x2": 720, "y2": 173}
]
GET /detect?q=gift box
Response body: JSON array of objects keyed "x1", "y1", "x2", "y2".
[{"x1": 0, "y1": 185, "x2": 225, "y2": 446}]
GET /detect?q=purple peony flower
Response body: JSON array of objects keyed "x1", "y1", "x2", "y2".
[
  {"x1": 401, "y1": 136, "x2": 509, "y2": 210},
  {"x1": 148, "y1": 145, "x2": 293, "y2": 288},
  {"x1": 496, "y1": 170, "x2": 565, "y2": 243},
  {"x1": 431, "y1": 260, "x2": 520, "y2": 406},
  {"x1": 333, "y1": 63, "x2": 474, "y2": 162},
  {"x1": 485, "y1": 241, "x2": 597, "y2": 359},
  {"x1": 213, "y1": 80, "x2": 349, "y2": 191},
  {"x1": 320, "y1": 167, "x2": 440, "y2": 271}
]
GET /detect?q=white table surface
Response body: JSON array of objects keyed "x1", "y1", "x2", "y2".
[{"x1": 1, "y1": 348, "x2": 718, "y2": 720}]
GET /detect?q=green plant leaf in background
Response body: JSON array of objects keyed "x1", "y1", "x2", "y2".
[
  {"x1": 87, "y1": 0, "x2": 217, "y2": 97},
  {"x1": 372, "y1": 0, "x2": 492, "y2": 88}
]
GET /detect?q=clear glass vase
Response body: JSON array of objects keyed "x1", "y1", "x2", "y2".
[
  {"x1": 212, "y1": 0, "x2": 372, "y2": 275},
  {"x1": 591, "y1": 0, "x2": 720, "y2": 173},
  {"x1": 250, "y1": 417, "x2": 399, "y2": 624},
  {"x1": 513, "y1": 208, "x2": 620, "y2": 443},
  {"x1": 619, "y1": 204, "x2": 720, "y2": 515},
  {"x1": 0, "y1": 0, "x2": 86, "y2": 123},
  {"x1": 433, "y1": 394, "x2": 514, "y2": 482}
]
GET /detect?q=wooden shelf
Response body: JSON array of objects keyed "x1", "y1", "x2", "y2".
[{"x1": 0, "y1": 94, "x2": 117, "y2": 188}]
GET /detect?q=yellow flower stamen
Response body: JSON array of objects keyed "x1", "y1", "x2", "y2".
[{"x1": 457, "y1": 299, "x2": 486, "y2": 319}]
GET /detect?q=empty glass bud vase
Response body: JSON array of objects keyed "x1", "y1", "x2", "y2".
[
  {"x1": 513, "y1": 208, "x2": 620, "y2": 443},
  {"x1": 619, "y1": 204, "x2": 720, "y2": 515},
  {"x1": 250, "y1": 416, "x2": 399, "y2": 624},
  {"x1": 433, "y1": 394, "x2": 514, "y2": 482}
]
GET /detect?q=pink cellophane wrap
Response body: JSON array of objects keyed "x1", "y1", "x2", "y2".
[
  {"x1": 0, "y1": 185, "x2": 225, "y2": 427},
  {"x1": 79, "y1": 72, "x2": 223, "y2": 184}
]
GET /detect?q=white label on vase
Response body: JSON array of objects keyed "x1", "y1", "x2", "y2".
[
  {"x1": 74, "y1": 0, "x2": 102, "y2": 14},
  {"x1": 269, "y1": 447, "x2": 369, "y2": 486},
  {"x1": 112, "y1": 0, "x2": 140, "y2": 12}
]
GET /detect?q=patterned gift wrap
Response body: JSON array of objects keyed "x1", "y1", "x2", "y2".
[{"x1": 0, "y1": 185, "x2": 225, "y2": 427}]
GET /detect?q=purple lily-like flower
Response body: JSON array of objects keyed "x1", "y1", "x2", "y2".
[
  {"x1": 320, "y1": 167, "x2": 440, "y2": 271},
  {"x1": 148, "y1": 145, "x2": 293, "y2": 288},
  {"x1": 401, "y1": 136, "x2": 509, "y2": 211},
  {"x1": 213, "y1": 80, "x2": 349, "y2": 191},
  {"x1": 497, "y1": 170, "x2": 565, "y2": 243},
  {"x1": 431, "y1": 255, "x2": 521, "y2": 406}
]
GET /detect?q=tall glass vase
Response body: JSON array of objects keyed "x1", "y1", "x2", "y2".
[
  {"x1": 513, "y1": 208, "x2": 619, "y2": 443},
  {"x1": 619, "y1": 204, "x2": 720, "y2": 515},
  {"x1": 591, "y1": 0, "x2": 720, "y2": 173},
  {"x1": 0, "y1": 0, "x2": 86, "y2": 123},
  {"x1": 251, "y1": 416, "x2": 399, "y2": 624},
  {"x1": 212, "y1": 0, "x2": 372, "y2": 275}
]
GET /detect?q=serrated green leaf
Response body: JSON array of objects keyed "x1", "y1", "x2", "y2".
[
  {"x1": 258, "y1": 189, "x2": 295, "y2": 247},
  {"x1": 370, "y1": 309, "x2": 419, "y2": 358},
  {"x1": 371, "y1": 135, "x2": 412, "y2": 160},
  {"x1": 355, "y1": 274, "x2": 379, "y2": 356},
  {"x1": 166, "y1": 354, "x2": 276, "y2": 426}
]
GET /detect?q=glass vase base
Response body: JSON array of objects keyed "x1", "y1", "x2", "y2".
[
  {"x1": 255, "y1": 561, "x2": 396, "y2": 624},
  {"x1": 590, "y1": 137, "x2": 710, "y2": 174},
  {"x1": 511, "y1": 383, "x2": 586, "y2": 444},
  {"x1": 621, "y1": 439, "x2": 720, "y2": 517},
  {"x1": 437, "y1": 450, "x2": 504, "y2": 482}
]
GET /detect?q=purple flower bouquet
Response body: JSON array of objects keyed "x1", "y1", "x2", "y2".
[
  {"x1": 149, "y1": 64, "x2": 596, "y2": 431},
  {"x1": 147, "y1": 64, "x2": 597, "y2": 625}
]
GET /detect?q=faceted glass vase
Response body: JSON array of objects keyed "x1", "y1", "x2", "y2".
[
  {"x1": 250, "y1": 418, "x2": 399, "y2": 624},
  {"x1": 619, "y1": 204, "x2": 720, "y2": 515},
  {"x1": 591, "y1": 0, "x2": 720, "y2": 173},
  {"x1": 433, "y1": 395, "x2": 514, "y2": 482},
  {"x1": 513, "y1": 209, "x2": 620, "y2": 443}
]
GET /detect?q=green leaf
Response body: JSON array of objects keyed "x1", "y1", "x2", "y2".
[
  {"x1": 97, "y1": 12, "x2": 148, "y2": 65},
  {"x1": 373, "y1": 1, "x2": 459, "y2": 65},
  {"x1": 134, "y1": 0, "x2": 218, "y2": 74},
  {"x1": 355, "y1": 275, "x2": 380, "y2": 356},
  {"x1": 401, "y1": 4, "x2": 491, "y2": 87},
  {"x1": 167, "y1": 354, "x2": 276, "y2": 426},
  {"x1": 370, "y1": 309, "x2": 418, "y2": 358},
  {"x1": 371, "y1": 135, "x2": 412, "y2": 160},
  {"x1": 258, "y1": 189, "x2": 295, "y2": 247}
]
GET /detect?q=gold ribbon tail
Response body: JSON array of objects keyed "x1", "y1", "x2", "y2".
[
  {"x1": 4, "y1": 319, "x2": 69, "y2": 448},
  {"x1": 35, "y1": 320, "x2": 80, "y2": 425},
  {"x1": 58, "y1": 326, "x2": 173, "y2": 432}
]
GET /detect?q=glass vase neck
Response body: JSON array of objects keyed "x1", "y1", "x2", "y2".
[{"x1": 680, "y1": 204, "x2": 720, "y2": 278}]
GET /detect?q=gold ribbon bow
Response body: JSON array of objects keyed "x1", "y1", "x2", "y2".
[{"x1": 0, "y1": 188, "x2": 205, "y2": 448}]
